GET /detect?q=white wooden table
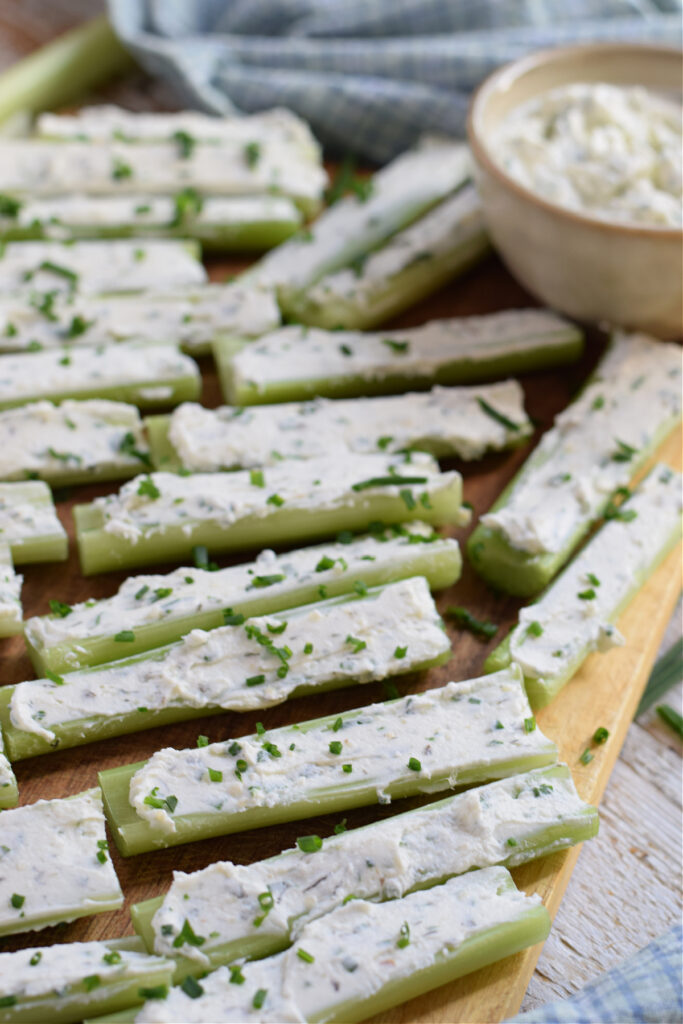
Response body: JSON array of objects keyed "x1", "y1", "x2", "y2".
[{"x1": 0, "y1": 4, "x2": 681, "y2": 1015}]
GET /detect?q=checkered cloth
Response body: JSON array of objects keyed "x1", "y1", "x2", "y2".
[
  {"x1": 107, "y1": 0, "x2": 681, "y2": 162},
  {"x1": 510, "y1": 923, "x2": 683, "y2": 1023}
]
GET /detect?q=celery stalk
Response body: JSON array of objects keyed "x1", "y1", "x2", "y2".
[
  {"x1": 0, "y1": 341, "x2": 200, "y2": 413},
  {"x1": 130, "y1": 764, "x2": 595, "y2": 979},
  {"x1": 284, "y1": 185, "x2": 490, "y2": 330},
  {"x1": 99, "y1": 667, "x2": 558, "y2": 857},
  {"x1": 3, "y1": 579, "x2": 451, "y2": 760},
  {"x1": 0, "y1": 195, "x2": 302, "y2": 252},
  {"x1": 485, "y1": 464, "x2": 683, "y2": 708},
  {"x1": 214, "y1": 310, "x2": 584, "y2": 406},
  {"x1": 0, "y1": 17, "x2": 132, "y2": 127},
  {"x1": 0, "y1": 937, "x2": 172, "y2": 1024},
  {"x1": 0, "y1": 543, "x2": 22, "y2": 638},
  {"x1": 74, "y1": 454, "x2": 467, "y2": 575},
  {"x1": 0, "y1": 480, "x2": 67, "y2": 564},
  {"x1": 91, "y1": 869, "x2": 550, "y2": 1024},
  {"x1": 468, "y1": 332, "x2": 682, "y2": 596},
  {"x1": 25, "y1": 526, "x2": 461, "y2": 675},
  {"x1": 0, "y1": 732, "x2": 18, "y2": 809}
]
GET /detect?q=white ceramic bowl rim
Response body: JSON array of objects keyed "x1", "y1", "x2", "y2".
[{"x1": 467, "y1": 41, "x2": 683, "y2": 240}]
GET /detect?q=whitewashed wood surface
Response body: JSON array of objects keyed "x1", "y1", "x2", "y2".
[{"x1": 0, "y1": 4, "x2": 681, "y2": 1017}]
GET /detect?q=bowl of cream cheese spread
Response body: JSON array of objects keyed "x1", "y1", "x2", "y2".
[{"x1": 467, "y1": 43, "x2": 682, "y2": 338}]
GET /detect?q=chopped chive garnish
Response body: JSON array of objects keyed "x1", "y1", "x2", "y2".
[
  {"x1": 297, "y1": 948, "x2": 315, "y2": 963},
  {"x1": 304, "y1": 642, "x2": 314, "y2": 654},
  {"x1": 29, "y1": 952, "x2": 42, "y2": 966},
  {"x1": 526, "y1": 621, "x2": 543, "y2": 638},
  {"x1": 244, "y1": 141, "x2": 261, "y2": 168},
  {"x1": 114, "y1": 630, "x2": 135, "y2": 642},
  {"x1": 207, "y1": 767, "x2": 223, "y2": 782},
  {"x1": 83, "y1": 975, "x2": 101, "y2": 992},
  {"x1": 229, "y1": 965, "x2": 245, "y2": 984},
  {"x1": 49, "y1": 599, "x2": 72, "y2": 618},
  {"x1": 343, "y1": 763, "x2": 352, "y2": 773},
  {"x1": 611, "y1": 439, "x2": 637, "y2": 462},
  {"x1": 224, "y1": 608, "x2": 245, "y2": 625},
  {"x1": 180, "y1": 976, "x2": 204, "y2": 999},
  {"x1": 138, "y1": 985, "x2": 169, "y2": 1000},
  {"x1": 267, "y1": 493, "x2": 285, "y2": 506},
  {"x1": 407, "y1": 757, "x2": 422, "y2": 772},
  {"x1": 586, "y1": 573, "x2": 601, "y2": 587},
  {"x1": 592, "y1": 395, "x2": 605, "y2": 410},
  {"x1": 135, "y1": 585, "x2": 149, "y2": 600},
  {"x1": 477, "y1": 396, "x2": 522, "y2": 431},
  {"x1": 656, "y1": 704, "x2": 683, "y2": 740},
  {"x1": 46, "y1": 669, "x2": 64, "y2": 686},
  {"x1": 10, "y1": 893, "x2": 25, "y2": 908},
  {"x1": 394, "y1": 645, "x2": 407, "y2": 658},
  {"x1": 593, "y1": 727, "x2": 609, "y2": 744},
  {"x1": 346, "y1": 634, "x2": 367, "y2": 653},
  {"x1": 577, "y1": 588, "x2": 596, "y2": 600},
  {"x1": 267, "y1": 620, "x2": 287, "y2": 635},
  {"x1": 136, "y1": 476, "x2": 160, "y2": 499},
  {"x1": 253, "y1": 989, "x2": 268, "y2": 1009},
  {"x1": 506, "y1": 837, "x2": 518, "y2": 847},
  {"x1": 172, "y1": 130, "x2": 196, "y2": 159},
  {"x1": 382, "y1": 338, "x2": 409, "y2": 354},
  {"x1": 250, "y1": 469, "x2": 265, "y2": 487},
  {"x1": 334, "y1": 818, "x2": 347, "y2": 835},
  {"x1": 579, "y1": 748, "x2": 594, "y2": 765},
  {"x1": 524, "y1": 717, "x2": 536, "y2": 733},
  {"x1": 297, "y1": 835, "x2": 323, "y2": 853},
  {"x1": 316, "y1": 555, "x2": 335, "y2": 572},
  {"x1": 172, "y1": 918, "x2": 206, "y2": 949},
  {"x1": 329, "y1": 741, "x2": 343, "y2": 755},
  {"x1": 332, "y1": 717, "x2": 343, "y2": 732},
  {"x1": 339, "y1": 343, "x2": 353, "y2": 356},
  {"x1": 351, "y1": 474, "x2": 427, "y2": 492},
  {"x1": 193, "y1": 544, "x2": 218, "y2": 571},
  {"x1": 249, "y1": 573, "x2": 286, "y2": 589},
  {"x1": 246, "y1": 674, "x2": 266, "y2": 687},
  {"x1": 396, "y1": 921, "x2": 410, "y2": 948},
  {"x1": 446, "y1": 606, "x2": 498, "y2": 640}
]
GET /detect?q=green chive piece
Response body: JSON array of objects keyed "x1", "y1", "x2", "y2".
[{"x1": 297, "y1": 835, "x2": 323, "y2": 853}]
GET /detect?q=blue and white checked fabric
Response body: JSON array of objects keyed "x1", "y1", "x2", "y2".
[
  {"x1": 510, "y1": 924, "x2": 683, "y2": 1023},
  {"x1": 107, "y1": 0, "x2": 682, "y2": 162}
]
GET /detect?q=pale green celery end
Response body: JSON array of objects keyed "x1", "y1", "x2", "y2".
[{"x1": 0, "y1": 17, "x2": 132, "y2": 125}]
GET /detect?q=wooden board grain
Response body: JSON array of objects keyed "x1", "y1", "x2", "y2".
[{"x1": 0, "y1": 239, "x2": 680, "y2": 1024}]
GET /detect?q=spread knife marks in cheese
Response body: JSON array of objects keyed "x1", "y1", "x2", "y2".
[
  {"x1": 127, "y1": 669, "x2": 557, "y2": 836},
  {"x1": 0, "y1": 789, "x2": 123, "y2": 936},
  {"x1": 147, "y1": 765, "x2": 594, "y2": 966},
  {"x1": 134, "y1": 868, "x2": 547, "y2": 1024},
  {"x1": 226, "y1": 309, "x2": 582, "y2": 396},
  {"x1": 498, "y1": 464, "x2": 683, "y2": 706},
  {"x1": 10, "y1": 578, "x2": 449, "y2": 745},
  {"x1": 480, "y1": 332, "x2": 681, "y2": 557},
  {"x1": 166, "y1": 382, "x2": 531, "y2": 470}
]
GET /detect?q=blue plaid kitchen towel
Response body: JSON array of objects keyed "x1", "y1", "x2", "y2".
[
  {"x1": 510, "y1": 923, "x2": 683, "y2": 1023},
  {"x1": 107, "y1": 0, "x2": 682, "y2": 162}
]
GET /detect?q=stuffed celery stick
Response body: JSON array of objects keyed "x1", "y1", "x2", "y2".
[
  {"x1": 0, "y1": 480, "x2": 66, "y2": 563},
  {"x1": 104, "y1": 868, "x2": 550, "y2": 1024},
  {"x1": 75, "y1": 452, "x2": 468, "y2": 575},
  {"x1": 0, "y1": 282, "x2": 280, "y2": 357},
  {"x1": 486, "y1": 464, "x2": 683, "y2": 708},
  {"x1": 148, "y1": 381, "x2": 532, "y2": 472},
  {"x1": 0, "y1": 732, "x2": 18, "y2": 809},
  {"x1": 0, "y1": 400, "x2": 150, "y2": 485},
  {"x1": 3, "y1": 578, "x2": 451, "y2": 760},
  {"x1": 0, "y1": 194, "x2": 302, "y2": 251},
  {"x1": 0, "y1": 542, "x2": 22, "y2": 637},
  {"x1": 286, "y1": 184, "x2": 490, "y2": 329},
  {"x1": 99, "y1": 666, "x2": 558, "y2": 856},
  {"x1": 215, "y1": 309, "x2": 583, "y2": 406},
  {"x1": 0, "y1": 937, "x2": 173, "y2": 1024},
  {"x1": 25, "y1": 524, "x2": 461, "y2": 675},
  {"x1": 0, "y1": 341, "x2": 199, "y2": 412},
  {"x1": 0, "y1": 240, "x2": 205, "y2": 295},
  {"x1": 0, "y1": 788, "x2": 122, "y2": 937},
  {"x1": 245, "y1": 140, "x2": 471, "y2": 298},
  {"x1": 0, "y1": 140, "x2": 326, "y2": 215},
  {"x1": 131, "y1": 764, "x2": 595, "y2": 977},
  {"x1": 36, "y1": 105, "x2": 321, "y2": 163},
  {"x1": 468, "y1": 331, "x2": 682, "y2": 596}
]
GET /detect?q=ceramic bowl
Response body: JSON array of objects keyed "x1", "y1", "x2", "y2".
[{"x1": 467, "y1": 43, "x2": 682, "y2": 339}]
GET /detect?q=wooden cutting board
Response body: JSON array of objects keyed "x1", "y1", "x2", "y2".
[{"x1": 1, "y1": 245, "x2": 680, "y2": 1024}]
